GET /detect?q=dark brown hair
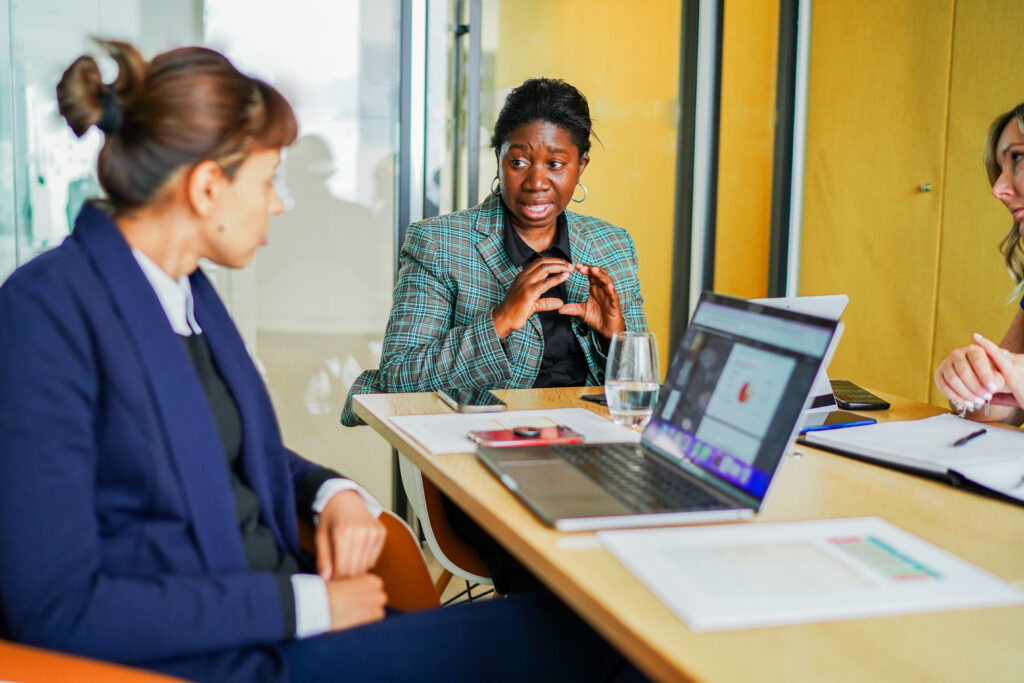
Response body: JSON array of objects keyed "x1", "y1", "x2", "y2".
[
  {"x1": 984, "y1": 102, "x2": 1024, "y2": 295},
  {"x1": 57, "y1": 39, "x2": 297, "y2": 211}
]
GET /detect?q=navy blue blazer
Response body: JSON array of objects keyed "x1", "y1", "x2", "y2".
[{"x1": 0, "y1": 203, "x2": 333, "y2": 681}]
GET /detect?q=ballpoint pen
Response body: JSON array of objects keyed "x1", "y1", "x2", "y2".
[{"x1": 952, "y1": 428, "x2": 987, "y2": 447}]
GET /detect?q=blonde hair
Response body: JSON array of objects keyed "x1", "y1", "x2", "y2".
[{"x1": 984, "y1": 103, "x2": 1024, "y2": 301}]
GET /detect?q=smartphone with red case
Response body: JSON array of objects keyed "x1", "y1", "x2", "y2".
[{"x1": 467, "y1": 425, "x2": 584, "y2": 448}]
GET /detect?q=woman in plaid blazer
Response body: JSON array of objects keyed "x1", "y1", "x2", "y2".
[{"x1": 343, "y1": 78, "x2": 647, "y2": 426}]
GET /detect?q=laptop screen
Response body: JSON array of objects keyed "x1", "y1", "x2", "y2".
[{"x1": 642, "y1": 293, "x2": 838, "y2": 506}]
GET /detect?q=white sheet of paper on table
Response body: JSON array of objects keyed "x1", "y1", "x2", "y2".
[
  {"x1": 389, "y1": 407, "x2": 641, "y2": 455},
  {"x1": 599, "y1": 516, "x2": 1024, "y2": 632}
]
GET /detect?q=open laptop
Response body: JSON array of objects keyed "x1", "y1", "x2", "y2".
[{"x1": 476, "y1": 292, "x2": 843, "y2": 531}]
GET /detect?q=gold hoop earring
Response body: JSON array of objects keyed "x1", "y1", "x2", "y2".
[
  {"x1": 571, "y1": 182, "x2": 588, "y2": 203},
  {"x1": 491, "y1": 176, "x2": 501, "y2": 195}
]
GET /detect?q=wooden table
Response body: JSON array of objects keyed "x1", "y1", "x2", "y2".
[{"x1": 354, "y1": 388, "x2": 1024, "y2": 682}]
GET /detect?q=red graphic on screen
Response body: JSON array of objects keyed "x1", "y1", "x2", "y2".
[{"x1": 738, "y1": 381, "x2": 752, "y2": 404}]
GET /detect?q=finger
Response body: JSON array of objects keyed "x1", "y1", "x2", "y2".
[
  {"x1": 936, "y1": 361, "x2": 980, "y2": 408},
  {"x1": 333, "y1": 529, "x2": 358, "y2": 578},
  {"x1": 371, "y1": 523, "x2": 387, "y2": 568},
  {"x1": 523, "y1": 263, "x2": 573, "y2": 282},
  {"x1": 962, "y1": 335, "x2": 1003, "y2": 389},
  {"x1": 528, "y1": 272, "x2": 571, "y2": 297},
  {"x1": 950, "y1": 350, "x2": 992, "y2": 402},
  {"x1": 557, "y1": 302, "x2": 585, "y2": 317},
  {"x1": 534, "y1": 297, "x2": 564, "y2": 312},
  {"x1": 518, "y1": 271, "x2": 570, "y2": 299},
  {"x1": 361, "y1": 524, "x2": 386, "y2": 573},
  {"x1": 346, "y1": 530, "x2": 370, "y2": 576},
  {"x1": 354, "y1": 526, "x2": 378, "y2": 575},
  {"x1": 973, "y1": 333, "x2": 1015, "y2": 378},
  {"x1": 345, "y1": 529, "x2": 372, "y2": 577},
  {"x1": 526, "y1": 256, "x2": 572, "y2": 268},
  {"x1": 990, "y1": 392, "x2": 1021, "y2": 407},
  {"x1": 315, "y1": 526, "x2": 333, "y2": 580},
  {"x1": 578, "y1": 263, "x2": 615, "y2": 287},
  {"x1": 934, "y1": 376, "x2": 966, "y2": 411},
  {"x1": 601, "y1": 276, "x2": 620, "y2": 301},
  {"x1": 520, "y1": 258, "x2": 572, "y2": 278},
  {"x1": 580, "y1": 263, "x2": 609, "y2": 281}
]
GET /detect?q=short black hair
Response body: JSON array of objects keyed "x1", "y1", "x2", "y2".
[{"x1": 490, "y1": 78, "x2": 593, "y2": 160}]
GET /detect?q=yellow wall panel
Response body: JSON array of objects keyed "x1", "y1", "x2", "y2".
[
  {"x1": 714, "y1": 0, "x2": 779, "y2": 298},
  {"x1": 929, "y1": 0, "x2": 1024, "y2": 406},
  {"x1": 800, "y1": 0, "x2": 954, "y2": 401},
  {"x1": 494, "y1": 0, "x2": 681, "y2": 373}
]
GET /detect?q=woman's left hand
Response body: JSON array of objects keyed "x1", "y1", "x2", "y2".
[
  {"x1": 315, "y1": 490, "x2": 387, "y2": 581},
  {"x1": 558, "y1": 264, "x2": 626, "y2": 338}
]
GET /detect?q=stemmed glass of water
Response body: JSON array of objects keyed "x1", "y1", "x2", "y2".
[{"x1": 604, "y1": 331, "x2": 659, "y2": 431}]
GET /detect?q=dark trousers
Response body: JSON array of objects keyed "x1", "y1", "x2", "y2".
[{"x1": 282, "y1": 591, "x2": 646, "y2": 682}]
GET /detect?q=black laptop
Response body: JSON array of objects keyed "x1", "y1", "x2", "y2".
[{"x1": 476, "y1": 292, "x2": 843, "y2": 531}]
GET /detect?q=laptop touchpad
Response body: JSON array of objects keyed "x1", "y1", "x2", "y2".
[{"x1": 500, "y1": 460, "x2": 631, "y2": 516}]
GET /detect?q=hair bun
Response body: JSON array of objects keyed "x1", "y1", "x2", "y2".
[{"x1": 56, "y1": 54, "x2": 106, "y2": 138}]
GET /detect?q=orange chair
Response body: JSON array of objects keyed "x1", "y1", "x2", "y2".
[
  {"x1": 370, "y1": 509, "x2": 442, "y2": 611},
  {"x1": 2, "y1": 509, "x2": 438, "y2": 681},
  {"x1": 397, "y1": 455, "x2": 492, "y2": 598},
  {"x1": 0, "y1": 640, "x2": 187, "y2": 683}
]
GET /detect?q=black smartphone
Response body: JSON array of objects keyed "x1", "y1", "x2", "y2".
[
  {"x1": 800, "y1": 409, "x2": 877, "y2": 433},
  {"x1": 580, "y1": 392, "x2": 607, "y2": 406},
  {"x1": 437, "y1": 388, "x2": 507, "y2": 413},
  {"x1": 830, "y1": 380, "x2": 891, "y2": 411}
]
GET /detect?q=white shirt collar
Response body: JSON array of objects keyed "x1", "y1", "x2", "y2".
[{"x1": 131, "y1": 248, "x2": 203, "y2": 336}]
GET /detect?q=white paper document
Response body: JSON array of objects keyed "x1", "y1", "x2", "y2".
[
  {"x1": 599, "y1": 517, "x2": 1024, "y2": 632},
  {"x1": 801, "y1": 414, "x2": 1024, "y2": 502},
  {"x1": 389, "y1": 407, "x2": 641, "y2": 455}
]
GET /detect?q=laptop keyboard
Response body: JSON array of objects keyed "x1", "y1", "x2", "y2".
[{"x1": 551, "y1": 443, "x2": 732, "y2": 513}]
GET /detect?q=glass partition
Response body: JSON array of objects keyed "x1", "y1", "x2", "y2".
[
  {"x1": 0, "y1": 0, "x2": 201, "y2": 280},
  {"x1": 205, "y1": 0, "x2": 400, "y2": 505}
]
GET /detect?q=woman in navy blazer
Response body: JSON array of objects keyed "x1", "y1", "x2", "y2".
[{"x1": 0, "y1": 40, "x2": 639, "y2": 683}]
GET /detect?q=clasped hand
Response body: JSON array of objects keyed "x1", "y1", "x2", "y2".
[
  {"x1": 935, "y1": 332, "x2": 1024, "y2": 419},
  {"x1": 315, "y1": 490, "x2": 388, "y2": 630},
  {"x1": 492, "y1": 257, "x2": 625, "y2": 338}
]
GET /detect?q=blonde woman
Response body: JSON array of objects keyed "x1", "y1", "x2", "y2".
[{"x1": 935, "y1": 103, "x2": 1024, "y2": 425}]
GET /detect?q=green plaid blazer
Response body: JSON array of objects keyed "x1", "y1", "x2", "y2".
[{"x1": 341, "y1": 193, "x2": 647, "y2": 426}]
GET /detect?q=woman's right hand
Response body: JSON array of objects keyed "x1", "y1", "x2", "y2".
[
  {"x1": 934, "y1": 340, "x2": 1002, "y2": 413},
  {"x1": 325, "y1": 574, "x2": 387, "y2": 631},
  {"x1": 492, "y1": 257, "x2": 573, "y2": 338}
]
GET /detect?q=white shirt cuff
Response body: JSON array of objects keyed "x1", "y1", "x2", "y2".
[
  {"x1": 291, "y1": 573, "x2": 331, "y2": 639},
  {"x1": 312, "y1": 478, "x2": 384, "y2": 519}
]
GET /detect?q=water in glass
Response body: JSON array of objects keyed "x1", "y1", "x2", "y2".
[
  {"x1": 605, "y1": 379, "x2": 659, "y2": 429},
  {"x1": 604, "y1": 331, "x2": 659, "y2": 431}
]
